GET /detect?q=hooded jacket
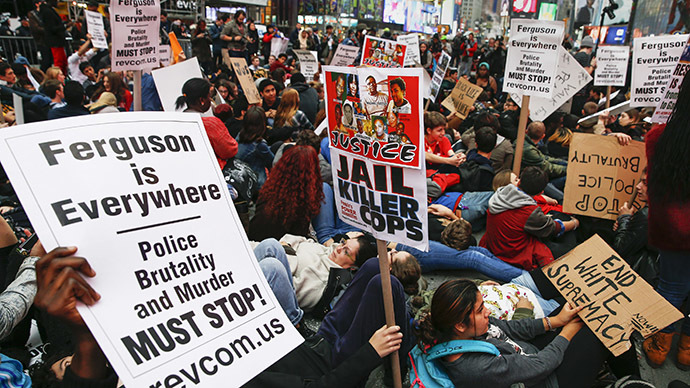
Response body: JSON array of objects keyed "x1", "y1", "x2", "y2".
[
  {"x1": 480, "y1": 185, "x2": 562, "y2": 270},
  {"x1": 291, "y1": 81, "x2": 319, "y2": 124}
]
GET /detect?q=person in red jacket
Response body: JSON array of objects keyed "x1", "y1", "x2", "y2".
[
  {"x1": 642, "y1": 74, "x2": 690, "y2": 370},
  {"x1": 459, "y1": 33, "x2": 477, "y2": 76},
  {"x1": 175, "y1": 78, "x2": 237, "y2": 169},
  {"x1": 480, "y1": 166, "x2": 579, "y2": 270}
]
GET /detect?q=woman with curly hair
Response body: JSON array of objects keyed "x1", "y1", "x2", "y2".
[{"x1": 248, "y1": 145, "x2": 324, "y2": 241}]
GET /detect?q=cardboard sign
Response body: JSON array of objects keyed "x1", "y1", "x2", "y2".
[
  {"x1": 0, "y1": 113, "x2": 303, "y2": 387},
  {"x1": 294, "y1": 49, "x2": 319, "y2": 80},
  {"x1": 630, "y1": 34, "x2": 689, "y2": 107},
  {"x1": 84, "y1": 10, "x2": 108, "y2": 49},
  {"x1": 594, "y1": 46, "x2": 629, "y2": 87},
  {"x1": 544, "y1": 235, "x2": 683, "y2": 356},
  {"x1": 330, "y1": 149, "x2": 428, "y2": 250},
  {"x1": 270, "y1": 37, "x2": 289, "y2": 57},
  {"x1": 110, "y1": 0, "x2": 160, "y2": 71},
  {"x1": 652, "y1": 42, "x2": 690, "y2": 123},
  {"x1": 152, "y1": 57, "x2": 206, "y2": 112},
  {"x1": 429, "y1": 51, "x2": 451, "y2": 102},
  {"x1": 511, "y1": 45, "x2": 592, "y2": 121},
  {"x1": 324, "y1": 66, "x2": 425, "y2": 169},
  {"x1": 397, "y1": 33, "x2": 420, "y2": 67},
  {"x1": 563, "y1": 133, "x2": 647, "y2": 220},
  {"x1": 360, "y1": 36, "x2": 407, "y2": 68},
  {"x1": 330, "y1": 44, "x2": 360, "y2": 66},
  {"x1": 229, "y1": 57, "x2": 262, "y2": 105},
  {"x1": 159, "y1": 45, "x2": 171, "y2": 67},
  {"x1": 441, "y1": 77, "x2": 483, "y2": 119},
  {"x1": 503, "y1": 19, "x2": 564, "y2": 98}
]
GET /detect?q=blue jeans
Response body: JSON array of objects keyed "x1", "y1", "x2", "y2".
[
  {"x1": 397, "y1": 241, "x2": 524, "y2": 282},
  {"x1": 510, "y1": 272, "x2": 561, "y2": 316},
  {"x1": 457, "y1": 191, "x2": 494, "y2": 231},
  {"x1": 254, "y1": 239, "x2": 303, "y2": 325},
  {"x1": 657, "y1": 250, "x2": 690, "y2": 334},
  {"x1": 312, "y1": 182, "x2": 360, "y2": 244}
]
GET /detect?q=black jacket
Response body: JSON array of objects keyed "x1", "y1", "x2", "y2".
[
  {"x1": 244, "y1": 336, "x2": 382, "y2": 388},
  {"x1": 613, "y1": 207, "x2": 659, "y2": 287},
  {"x1": 291, "y1": 82, "x2": 319, "y2": 125},
  {"x1": 39, "y1": 3, "x2": 66, "y2": 47}
]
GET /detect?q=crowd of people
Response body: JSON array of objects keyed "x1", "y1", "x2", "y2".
[{"x1": 0, "y1": 3, "x2": 687, "y2": 388}]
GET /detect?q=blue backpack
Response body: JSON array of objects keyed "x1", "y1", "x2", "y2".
[{"x1": 409, "y1": 340, "x2": 500, "y2": 388}]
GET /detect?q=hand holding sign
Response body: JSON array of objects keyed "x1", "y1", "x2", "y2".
[{"x1": 544, "y1": 235, "x2": 683, "y2": 356}]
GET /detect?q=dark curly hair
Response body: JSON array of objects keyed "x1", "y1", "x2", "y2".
[{"x1": 258, "y1": 145, "x2": 324, "y2": 231}]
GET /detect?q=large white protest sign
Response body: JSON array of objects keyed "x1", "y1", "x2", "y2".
[
  {"x1": 0, "y1": 113, "x2": 303, "y2": 387},
  {"x1": 110, "y1": 0, "x2": 160, "y2": 71},
  {"x1": 594, "y1": 46, "x2": 629, "y2": 87},
  {"x1": 398, "y1": 33, "x2": 420, "y2": 67},
  {"x1": 330, "y1": 44, "x2": 360, "y2": 66},
  {"x1": 152, "y1": 57, "x2": 205, "y2": 112},
  {"x1": 84, "y1": 10, "x2": 108, "y2": 49},
  {"x1": 630, "y1": 34, "x2": 689, "y2": 107},
  {"x1": 503, "y1": 19, "x2": 564, "y2": 98},
  {"x1": 652, "y1": 42, "x2": 690, "y2": 123},
  {"x1": 294, "y1": 50, "x2": 319, "y2": 79},
  {"x1": 511, "y1": 45, "x2": 591, "y2": 121},
  {"x1": 270, "y1": 37, "x2": 289, "y2": 57},
  {"x1": 330, "y1": 149, "x2": 429, "y2": 250},
  {"x1": 429, "y1": 51, "x2": 451, "y2": 102}
]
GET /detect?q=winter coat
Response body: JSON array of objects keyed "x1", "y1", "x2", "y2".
[{"x1": 480, "y1": 185, "x2": 563, "y2": 270}]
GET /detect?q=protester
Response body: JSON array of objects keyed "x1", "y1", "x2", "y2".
[
  {"x1": 46, "y1": 81, "x2": 88, "y2": 119},
  {"x1": 643, "y1": 74, "x2": 690, "y2": 370},
  {"x1": 236, "y1": 106, "x2": 274, "y2": 188},
  {"x1": 91, "y1": 71, "x2": 131, "y2": 111}
]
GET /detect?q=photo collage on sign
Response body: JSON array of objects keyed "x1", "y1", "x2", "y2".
[
  {"x1": 327, "y1": 67, "x2": 419, "y2": 146},
  {"x1": 361, "y1": 36, "x2": 407, "y2": 68}
]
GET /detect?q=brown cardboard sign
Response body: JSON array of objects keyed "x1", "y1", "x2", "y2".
[
  {"x1": 563, "y1": 133, "x2": 647, "y2": 220},
  {"x1": 229, "y1": 57, "x2": 261, "y2": 105},
  {"x1": 544, "y1": 235, "x2": 683, "y2": 356},
  {"x1": 441, "y1": 77, "x2": 483, "y2": 119}
]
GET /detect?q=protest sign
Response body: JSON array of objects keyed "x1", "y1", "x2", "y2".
[
  {"x1": 429, "y1": 52, "x2": 451, "y2": 102},
  {"x1": 577, "y1": 100, "x2": 630, "y2": 126},
  {"x1": 544, "y1": 235, "x2": 683, "y2": 356},
  {"x1": 228, "y1": 57, "x2": 262, "y2": 105},
  {"x1": 270, "y1": 37, "x2": 289, "y2": 57},
  {"x1": 630, "y1": 34, "x2": 689, "y2": 107},
  {"x1": 0, "y1": 113, "x2": 303, "y2": 387},
  {"x1": 85, "y1": 10, "x2": 108, "y2": 49},
  {"x1": 324, "y1": 66, "x2": 424, "y2": 169},
  {"x1": 152, "y1": 57, "x2": 205, "y2": 112},
  {"x1": 511, "y1": 45, "x2": 592, "y2": 121},
  {"x1": 360, "y1": 36, "x2": 407, "y2": 68},
  {"x1": 594, "y1": 46, "x2": 629, "y2": 87},
  {"x1": 397, "y1": 33, "x2": 420, "y2": 67},
  {"x1": 110, "y1": 0, "x2": 160, "y2": 71},
  {"x1": 330, "y1": 149, "x2": 428, "y2": 250},
  {"x1": 294, "y1": 49, "x2": 319, "y2": 80},
  {"x1": 563, "y1": 133, "x2": 646, "y2": 220},
  {"x1": 441, "y1": 77, "x2": 483, "y2": 119},
  {"x1": 652, "y1": 42, "x2": 690, "y2": 123},
  {"x1": 503, "y1": 19, "x2": 564, "y2": 99},
  {"x1": 159, "y1": 45, "x2": 171, "y2": 67},
  {"x1": 330, "y1": 44, "x2": 360, "y2": 66}
]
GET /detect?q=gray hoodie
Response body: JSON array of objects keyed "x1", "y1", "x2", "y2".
[{"x1": 488, "y1": 184, "x2": 561, "y2": 239}]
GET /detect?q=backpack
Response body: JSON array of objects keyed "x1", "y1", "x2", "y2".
[
  {"x1": 409, "y1": 340, "x2": 500, "y2": 388},
  {"x1": 221, "y1": 158, "x2": 259, "y2": 203},
  {"x1": 456, "y1": 160, "x2": 494, "y2": 192}
]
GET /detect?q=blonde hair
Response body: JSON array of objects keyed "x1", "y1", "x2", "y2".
[
  {"x1": 492, "y1": 170, "x2": 513, "y2": 191},
  {"x1": 43, "y1": 66, "x2": 63, "y2": 85},
  {"x1": 274, "y1": 88, "x2": 300, "y2": 128},
  {"x1": 547, "y1": 127, "x2": 573, "y2": 147}
]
